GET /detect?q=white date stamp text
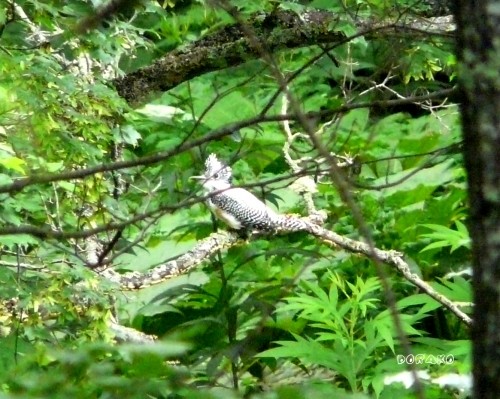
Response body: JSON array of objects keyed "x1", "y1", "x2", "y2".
[{"x1": 397, "y1": 354, "x2": 455, "y2": 365}]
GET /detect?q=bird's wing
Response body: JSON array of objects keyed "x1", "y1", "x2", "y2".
[{"x1": 210, "y1": 187, "x2": 279, "y2": 230}]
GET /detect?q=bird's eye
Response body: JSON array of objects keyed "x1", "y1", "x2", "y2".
[{"x1": 213, "y1": 173, "x2": 220, "y2": 179}]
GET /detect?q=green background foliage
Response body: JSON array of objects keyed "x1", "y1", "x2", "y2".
[{"x1": 0, "y1": 0, "x2": 470, "y2": 398}]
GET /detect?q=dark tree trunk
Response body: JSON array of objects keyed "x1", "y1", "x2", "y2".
[{"x1": 453, "y1": 1, "x2": 500, "y2": 398}]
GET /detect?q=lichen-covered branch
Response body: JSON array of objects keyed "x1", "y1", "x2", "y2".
[
  {"x1": 1, "y1": 221, "x2": 471, "y2": 343},
  {"x1": 302, "y1": 222, "x2": 473, "y2": 326},
  {"x1": 113, "y1": 10, "x2": 454, "y2": 104},
  {"x1": 98, "y1": 231, "x2": 241, "y2": 289},
  {"x1": 113, "y1": 10, "x2": 342, "y2": 103},
  {"x1": 96, "y1": 221, "x2": 472, "y2": 326}
]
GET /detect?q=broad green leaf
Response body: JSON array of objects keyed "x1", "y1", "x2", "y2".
[
  {"x1": 0, "y1": 234, "x2": 39, "y2": 247},
  {"x1": 420, "y1": 222, "x2": 471, "y2": 253},
  {"x1": 0, "y1": 157, "x2": 26, "y2": 174}
]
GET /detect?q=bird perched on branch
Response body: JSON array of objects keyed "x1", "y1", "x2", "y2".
[{"x1": 191, "y1": 154, "x2": 307, "y2": 232}]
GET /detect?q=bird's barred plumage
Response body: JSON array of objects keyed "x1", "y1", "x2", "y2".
[{"x1": 192, "y1": 154, "x2": 307, "y2": 232}]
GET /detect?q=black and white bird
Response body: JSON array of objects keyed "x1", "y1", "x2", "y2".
[{"x1": 191, "y1": 154, "x2": 307, "y2": 232}]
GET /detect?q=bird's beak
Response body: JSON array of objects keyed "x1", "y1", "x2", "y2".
[{"x1": 190, "y1": 175, "x2": 205, "y2": 180}]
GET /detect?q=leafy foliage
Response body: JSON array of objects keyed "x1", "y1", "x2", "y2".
[
  {"x1": 257, "y1": 274, "x2": 454, "y2": 394},
  {"x1": 0, "y1": 0, "x2": 472, "y2": 398}
]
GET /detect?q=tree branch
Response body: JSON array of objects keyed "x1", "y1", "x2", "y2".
[
  {"x1": 0, "y1": 87, "x2": 455, "y2": 196},
  {"x1": 112, "y1": 10, "x2": 455, "y2": 104},
  {"x1": 96, "y1": 222, "x2": 472, "y2": 327},
  {"x1": 98, "y1": 231, "x2": 240, "y2": 289}
]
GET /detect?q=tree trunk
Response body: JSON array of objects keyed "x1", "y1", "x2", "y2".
[{"x1": 453, "y1": 1, "x2": 500, "y2": 398}]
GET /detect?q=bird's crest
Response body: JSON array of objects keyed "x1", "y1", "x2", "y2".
[{"x1": 204, "y1": 153, "x2": 232, "y2": 182}]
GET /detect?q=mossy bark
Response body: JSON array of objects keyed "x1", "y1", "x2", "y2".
[{"x1": 454, "y1": 1, "x2": 500, "y2": 397}]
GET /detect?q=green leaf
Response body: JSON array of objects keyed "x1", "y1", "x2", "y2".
[
  {"x1": 420, "y1": 222, "x2": 471, "y2": 253},
  {"x1": 0, "y1": 234, "x2": 39, "y2": 247},
  {"x1": 0, "y1": 157, "x2": 26, "y2": 174},
  {"x1": 118, "y1": 125, "x2": 142, "y2": 146}
]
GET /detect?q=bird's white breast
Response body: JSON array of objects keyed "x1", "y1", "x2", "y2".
[{"x1": 207, "y1": 201, "x2": 243, "y2": 229}]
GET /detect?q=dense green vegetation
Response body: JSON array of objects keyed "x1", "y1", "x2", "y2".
[{"x1": 0, "y1": 1, "x2": 474, "y2": 398}]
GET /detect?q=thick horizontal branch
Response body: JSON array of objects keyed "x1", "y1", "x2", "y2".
[
  {"x1": 99, "y1": 231, "x2": 240, "y2": 289},
  {"x1": 113, "y1": 10, "x2": 454, "y2": 104},
  {"x1": 96, "y1": 220, "x2": 472, "y2": 327},
  {"x1": 113, "y1": 10, "x2": 343, "y2": 103}
]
